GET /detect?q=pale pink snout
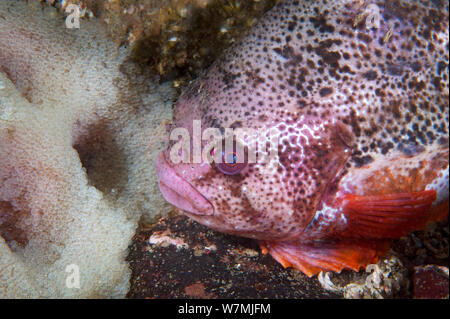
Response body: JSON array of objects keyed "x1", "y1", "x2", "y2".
[{"x1": 154, "y1": 152, "x2": 214, "y2": 216}]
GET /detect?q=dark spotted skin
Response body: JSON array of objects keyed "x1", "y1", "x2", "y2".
[{"x1": 162, "y1": 0, "x2": 449, "y2": 242}]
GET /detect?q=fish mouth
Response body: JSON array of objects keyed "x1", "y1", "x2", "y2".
[{"x1": 155, "y1": 152, "x2": 214, "y2": 216}]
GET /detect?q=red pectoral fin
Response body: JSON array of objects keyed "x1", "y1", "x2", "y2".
[
  {"x1": 261, "y1": 190, "x2": 441, "y2": 277},
  {"x1": 261, "y1": 239, "x2": 390, "y2": 277},
  {"x1": 341, "y1": 190, "x2": 437, "y2": 239}
]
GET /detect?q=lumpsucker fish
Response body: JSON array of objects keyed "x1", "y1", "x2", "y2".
[{"x1": 155, "y1": 0, "x2": 449, "y2": 276}]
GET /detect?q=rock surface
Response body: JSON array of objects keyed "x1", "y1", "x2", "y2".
[
  {"x1": 127, "y1": 215, "x2": 449, "y2": 299},
  {"x1": 413, "y1": 265, "x2": 449, "y2": 299},
  {"x1": 41, "y1": 0, "x2": 278, "y2": 82},
  {"x1": 127, "y1": 215, "x2": 340, "y2": 298}
]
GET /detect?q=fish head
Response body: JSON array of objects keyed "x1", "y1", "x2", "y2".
[{"x1": 155, "y1": 69, "x2": 353, "y2": 241}]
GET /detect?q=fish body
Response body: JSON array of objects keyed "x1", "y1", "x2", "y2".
[{"x1": 155, "y1": 0, "x2": 449, "y2": 276}]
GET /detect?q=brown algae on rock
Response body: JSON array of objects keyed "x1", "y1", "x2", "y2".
[{"x1": 40, "y1": 0, "x2": 279, "y2": 82}]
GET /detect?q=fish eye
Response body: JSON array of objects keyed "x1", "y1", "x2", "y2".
[
  {"x1": 224, "y1": 152, "x2": 238, "y2": 164},
  {"x1": 215, "y1": 141, "x2": 247, "y2": 175},
  {"x1": 217, "y1": 151, "x2": 246, "y2": 175}
]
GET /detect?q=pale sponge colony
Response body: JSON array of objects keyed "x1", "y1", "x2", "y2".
[{"x1": 0, "y1": 0, "x2": 174, "y2": 297}]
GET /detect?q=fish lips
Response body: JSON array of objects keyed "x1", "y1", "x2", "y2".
[{"x1": 155, "y1": 152, "x2": 214, "y2": 216}]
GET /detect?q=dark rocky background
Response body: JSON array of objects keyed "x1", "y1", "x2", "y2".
[{"x1": 127, "y1": 214, "x2": 448, "y2": 299}]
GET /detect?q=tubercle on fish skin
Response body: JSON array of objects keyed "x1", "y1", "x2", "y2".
[
  {"x1": 426, "y1": 165, "x2": 449, "y2": 206},
  {"x1": 303, "y1": 203, "x2": 345, "y2": 240}
]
